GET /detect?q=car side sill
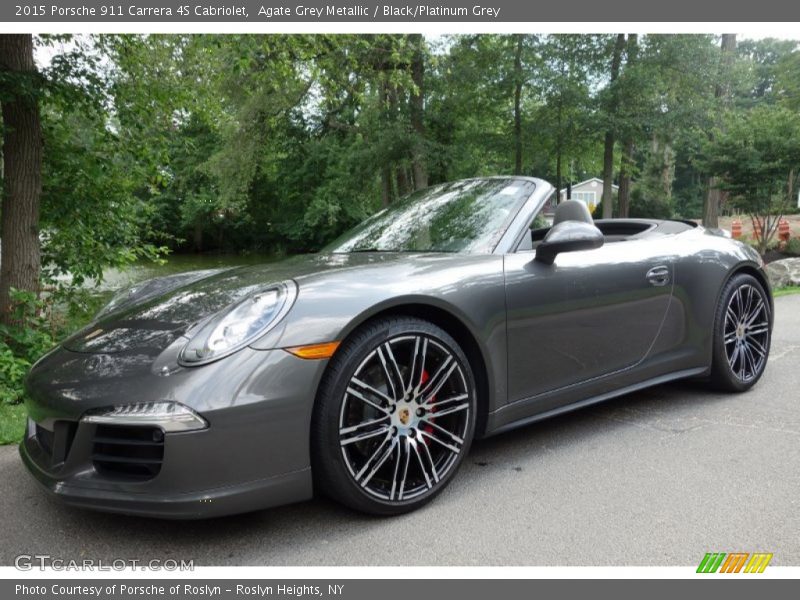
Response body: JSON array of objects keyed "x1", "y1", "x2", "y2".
[{"x1": 486, "y1": 366, "x2": 708, "y2": 437}]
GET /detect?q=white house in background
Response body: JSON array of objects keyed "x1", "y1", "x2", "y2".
[{"x1": 559, "y1": 178, "x2": 618, "y2": 213}]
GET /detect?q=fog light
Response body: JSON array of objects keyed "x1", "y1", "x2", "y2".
[{"x1": 81, "y1": 402, "x2": 208, "y2": 432}]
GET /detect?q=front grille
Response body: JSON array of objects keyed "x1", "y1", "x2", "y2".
[{"x1": 92, "y1": 425, "x2": 164, "y2": 480}]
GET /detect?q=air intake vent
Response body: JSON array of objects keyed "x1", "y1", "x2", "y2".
[
  {"x1": 35, "y1": 421, "x2": 77, "y2": 465},
  {"x1": 92, "y1": 425, "x2": 164, "y2": 480},
  {"x1": 36, "y1": 424, "x2": 54, "y2": 457}
]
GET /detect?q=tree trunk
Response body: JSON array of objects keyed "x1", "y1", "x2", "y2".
[
  {"x1": 618, "y1": 138, "x2": 635, "y2": 218},
  {"x1": 409, "y1": 34, "x2": 428, "y2": 190},
  {"x1": 617, "y1": 34, "x2": 638, "y2": 219},
  {"x1": 0, "y1": 34, "x2": 42, "y2": 325},
  {"x1": 555, "y1": 94, "x2": 563, "y2": 200},
  {"x1": 513, "y1": 34, "x2": 523, "y2": 175},
  {"x1": 193, "y1": 221, "x2": 203, "y2": 253},
  {"x1": 703, "y1": 34, "x2": 737, "y2": 229},
  {"x1": 555, "y1": 147, "x2": 562, "y2": 204},
  {"x1": 380, "y1": 165, "x2": 392, "y2": 208},
  {"x1": 396, "y1": 166, "x2": 410, "y2": 198},
  {"x1": 379, "y1": 80, "x2": 391, "y2": 207},
  {"x1": 601, "y1": 34, "x2": 626, "y2": 219}
]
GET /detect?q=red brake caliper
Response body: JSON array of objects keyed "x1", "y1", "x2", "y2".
[{"x1": 420, "y1": 369, "x2": 435, "y2": 442}]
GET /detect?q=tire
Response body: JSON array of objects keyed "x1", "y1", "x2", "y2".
[
  {"x1": 311, "y1": 316, "x2": 477, "y2": 515},
  {"x1": 709, "y1": 273, "x2": 771, "y2": 392}
]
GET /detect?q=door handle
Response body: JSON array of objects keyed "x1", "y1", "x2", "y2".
[{"x1": 646, "y1": 266, "x2": 670, "y2": 287}]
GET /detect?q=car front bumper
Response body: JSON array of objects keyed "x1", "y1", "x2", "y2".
[{"x1": 20, "y1": 345, "x2": 326, "y2": 519}]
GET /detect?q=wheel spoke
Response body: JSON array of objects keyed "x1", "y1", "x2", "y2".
[
  {"x1": 349, "y1": 376, "x2": 393, "y2": 407},
  {"x1": 359, "y1": 437, "x2": 398, "y2": 488},
  {"x1": 747, "y1": 336, "x2": 767, "y2": 358},
  {"x1": 736, "y1": 288, "x2": 744, "y2": 315},
  {"x1": 420, "y1": 357, "x2": 456, "y2": 402},
  {"x1": 339, "y1": 414, "x2": 391, "y2": 444},
  {"x1": 412, "y1": 439, "x2": 439, "y2": 487},
  {"x1": 428, "y1": 402, "x2": 469, "y2": 418},
  {"x1": 389, "y1": 440, "x2": 402, "y2": 500},
  {"x1": 424, "y1": 393, "x2": 469, "y2": 411},
  {"x1": 724, "y1": 331, "x2": 738, "y2": 344},
  {"x1": 745, "y1": 298, "x2": 765, "y2": 326},
  {"x1": 354, "y1": 432, "x2": 393, "y2": 482},
  {"x1": 747, "y1": 324, "x2": 769, "y2": 336},
  {"x1": 739, "y1": 344, "x2": 747, "y2": 380},
  {"x1": 377, "y1": 344, "x2": 402, "y2": 402},
  {"x1": 742, "y1": 343, "x2": 758, "y2": 379},
  {"x1": 727, "y1": 343, "x2": 741, "y2": 370},
  {"x1": 419, "y1": 428, "x2": 462, "y2": 454},
  {"x1": 405, "y1": 336, "x2": 421, "y2": 395},
  {"x1": 377, "y1": 345, "x2": 403, "y2": 401},
  {"x1": 397, "y1": 438, "x2": 412, "y2": 500},
  {"x1": 340, "y1": 424, "x2": 391, "y2": 446},
  {"x1": 419, "y1": 417, "x2": 465, "y2": 445},
  {"x1": 742, "y1": 286, "x2": 754, "y2": 320}
]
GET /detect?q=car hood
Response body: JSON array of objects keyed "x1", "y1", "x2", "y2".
[{"x1": 62, "y1": 252, "x2": 406, "y2": 354}]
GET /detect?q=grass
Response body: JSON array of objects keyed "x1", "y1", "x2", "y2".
[
  {"x1": 774, "y1": 286, "x2": 800, "y2": 297},
  {"x1": 0, "y1": 403, "x2": 26, "y2": 446}
]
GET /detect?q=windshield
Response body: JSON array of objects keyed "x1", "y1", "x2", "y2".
[{"x1": 324, "y1": 178, "x2": 536, "y2": 254}]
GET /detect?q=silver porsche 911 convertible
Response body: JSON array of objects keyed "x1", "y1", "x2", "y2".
[{"x1": 20, "y1": 177, "x2": 772, "y2": 517}]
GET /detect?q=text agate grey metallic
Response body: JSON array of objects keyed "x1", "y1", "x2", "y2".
[{"x1": 20, "y1": 176, "x2": 773, "y2": 518}]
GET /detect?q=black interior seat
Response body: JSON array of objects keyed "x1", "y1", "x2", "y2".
[{"x1": 552, "y1": 199, "x2": 594, "y2": 226}]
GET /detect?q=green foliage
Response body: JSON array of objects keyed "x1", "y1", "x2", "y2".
[
  {"x1": 2, "y1": 33, "x2": 800, "y2": 432},
  {"x1": 703, "y1": 105, "x2": 800, "y2": 252},
  {"x1": 783, "y1": 237, "x2": 800, "y2": 257},
  {"x1": 0, "y1": 403, "x2": 27, "y2": 445},
  {"x1": 628, "y1": 187, "x2": 674, "y2": 219},
  {"x1": 0, "y1": 290, "x2": 59, "y2": 405}
]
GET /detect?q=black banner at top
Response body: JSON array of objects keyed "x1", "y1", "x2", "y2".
[{"x1": 3, "y1": 0, "x2": 800, "y2": 22}]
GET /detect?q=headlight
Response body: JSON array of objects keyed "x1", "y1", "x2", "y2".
[
  {"x1": 179, "y1": 281, "x2": 297, "y2": 365},
  {"x1": 82, "y1": 401, "x2": 208, "y2": 432}
]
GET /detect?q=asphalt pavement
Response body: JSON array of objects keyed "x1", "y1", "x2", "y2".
[{"x1": 1, "y1": 295, "x2": 798, "y2": 566}]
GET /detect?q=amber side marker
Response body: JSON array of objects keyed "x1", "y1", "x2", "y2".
[{"x1": 285, "y1": 341, "x2": 341, "y2": 360}]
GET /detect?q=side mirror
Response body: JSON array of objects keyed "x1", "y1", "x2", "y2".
[{"x1": 535, "y1": 221, "x2": 604, "y2": 265}]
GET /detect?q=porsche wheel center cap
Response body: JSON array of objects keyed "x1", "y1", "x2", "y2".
[{"x1": 392, "y1": 401, "x2": 419, "y2": 432}]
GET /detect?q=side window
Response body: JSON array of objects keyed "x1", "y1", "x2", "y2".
[{"x1": 515, "y1": 203, "x2": 553, "y2": 253}]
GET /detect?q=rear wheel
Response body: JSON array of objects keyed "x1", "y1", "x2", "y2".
[
  {"x1": 709, "y1": 273, "x2": 771, "y2": 392},
  {"x1": 311, "y1": 317, "x2": 476, "y2": 515}
]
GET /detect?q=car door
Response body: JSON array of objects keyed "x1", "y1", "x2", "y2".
[{"x1": 503, "y1": 236, "x2": 675, "y2": 405}]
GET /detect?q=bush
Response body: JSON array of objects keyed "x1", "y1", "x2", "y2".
[
  {"x1": 628, "y1": 188, "x2": 673, "y2": 220},
  {"x1": 782, "y1": 237, "x2": 800, "y2": 257},
  {"x1": 0, "y1": 290, "x2": 59, "y2": 405}
]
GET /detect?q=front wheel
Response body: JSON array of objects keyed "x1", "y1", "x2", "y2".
[
  {"x1": 709, "y1": 273, "x2": 771, "y2": 392},
  {"x1": 311, "y1": 317, "x2": 477, "y2": 515}
]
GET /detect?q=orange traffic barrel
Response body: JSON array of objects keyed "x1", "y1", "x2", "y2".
[
  {"x1": 778, "y1": 218, "x2": 790, "y2": 242},
  {"x1": 731, "y1": 219, "x2": 742, "y2": 239}
]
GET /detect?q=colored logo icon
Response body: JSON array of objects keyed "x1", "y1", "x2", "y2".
[{"x1": 697, "y1": 552, "x2": 773, "y2": 573}]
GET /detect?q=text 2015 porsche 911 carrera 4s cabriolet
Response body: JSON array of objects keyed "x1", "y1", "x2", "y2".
[{"x1": 20, "y1": 177, "x2": 773, "y2": 517}]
